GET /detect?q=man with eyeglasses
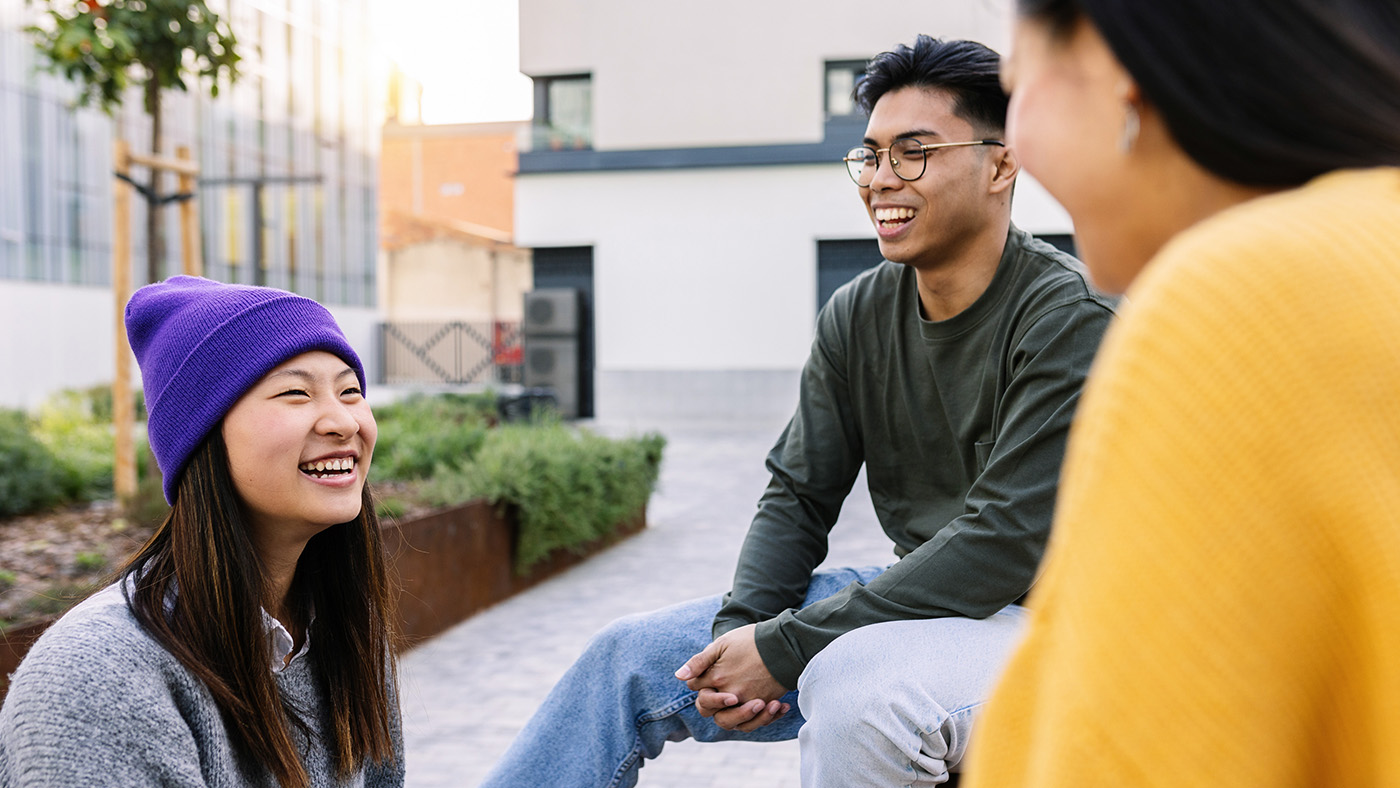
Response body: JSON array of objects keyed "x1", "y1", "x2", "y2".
[{"x1": 481, "y1": 36, "x2": 1115, "y2": 788}]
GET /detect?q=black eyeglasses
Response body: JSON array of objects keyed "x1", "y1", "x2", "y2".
[{"x1": 842, "y1": 139, "x2": 1005, "y2": 186}]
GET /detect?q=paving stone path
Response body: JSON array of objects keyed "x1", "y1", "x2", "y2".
[{"x1": 399, "y1": 422, "x2": 894, "y2": 787}]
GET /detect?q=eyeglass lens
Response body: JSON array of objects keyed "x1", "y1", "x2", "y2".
[{"x1": 845, "y1": 139, "x2": 928, "y2": 186}]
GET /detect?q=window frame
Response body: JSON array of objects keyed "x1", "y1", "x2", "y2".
[{"x1": 530, "y1": 73, "x2": 593, "y2": 151}]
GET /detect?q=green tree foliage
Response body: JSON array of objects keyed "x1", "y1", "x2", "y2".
[
  {"x1": 26, "y1": 0, "x2": 239, "y2": 112},
  {"x1": 26, "y1": 0, "x2": 240, "y2": 281}
]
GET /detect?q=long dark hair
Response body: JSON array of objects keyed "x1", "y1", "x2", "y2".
[
  {"x1": 121, "y1": 429, "x2": 398, "y2": 787},
  {"x1": 1016, "y1": 0, "x2": 1400, "y2": 186},
  {"x1": 855, "y1": 35, "x2": 1008, "y2": 134}
]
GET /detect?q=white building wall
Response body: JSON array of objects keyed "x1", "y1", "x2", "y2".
[
  {"x1": 518, "y1": 166, "x2": 862, "y2": 372},
  {"x1": 0, "y1": 282, "x2": 116, "y2": 410},
  {"x1": 1010, "y1": 174, "x2": 1074, "y2": 234},
  {"x1": 520, "y1": 0, "x2": 1014, "y2": 150}
]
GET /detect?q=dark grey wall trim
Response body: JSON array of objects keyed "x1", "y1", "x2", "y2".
[
  {"x1": 518, "y1": 139, "x2": 850, "y2": 174},
  {"x1": 518, "y1": 117, "x2": 870, "y2": 175}
]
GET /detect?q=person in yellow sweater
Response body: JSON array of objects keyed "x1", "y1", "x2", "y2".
[{"x1": 964, "y1": 1, "x2": 1400, "y2": 786}]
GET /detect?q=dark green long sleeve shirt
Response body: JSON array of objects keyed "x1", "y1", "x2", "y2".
[{"x1": 714, "y1": 226, "x2": 1117, "y2": 689}]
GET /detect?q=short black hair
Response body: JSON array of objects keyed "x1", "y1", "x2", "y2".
[
  {"x1": 1017, "y1": 0, "x2": 1400, "y2": 186},
  {"x1": 854, "y1": 36, "x2": 1007, "y2": 134}
]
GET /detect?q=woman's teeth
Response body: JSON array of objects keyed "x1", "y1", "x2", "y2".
[{"x1": 299, "y1": 457, "x2": 354, "y2": 477}]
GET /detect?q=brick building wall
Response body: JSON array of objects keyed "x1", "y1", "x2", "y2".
[{"x1": 380, "y1": 121, "x2": 525, "y2": 236}]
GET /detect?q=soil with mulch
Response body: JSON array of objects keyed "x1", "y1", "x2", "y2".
[{"x1": 0, "y1": 501, "x2": 157, "y2": 628}]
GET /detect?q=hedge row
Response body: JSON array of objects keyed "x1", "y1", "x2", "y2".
[
  {"x1": 0, "y1": 385, "x2": 131, "y2": 517},
  {"x1": 3, "y1": 388, "x2": 666, "y2": 576},
  {"x1": 425, "y1": 422, "x2": 665, "y2": 573}
]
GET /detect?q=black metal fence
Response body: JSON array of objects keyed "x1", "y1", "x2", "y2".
[{"x1": 378, "y1": 321, "x2": 523, "y2": 386}]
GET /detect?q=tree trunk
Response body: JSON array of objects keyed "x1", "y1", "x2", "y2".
[{"x1": 143, "y1": 79, "x2": 164, "y2": 284}]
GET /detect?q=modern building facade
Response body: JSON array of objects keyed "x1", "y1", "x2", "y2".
[
  {"x1": 515, "y1": 0, "x2": 1075, "y2": 424},
  {"x1": 0, "y1": 0, "x2": 383, "y2": 409}
]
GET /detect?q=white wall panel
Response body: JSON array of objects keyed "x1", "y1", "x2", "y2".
[
  {"x1": 519, "y1": 164, "x2": 871, "y2": 371},
  {"x1": 520, "y1": 0, "x2": 1013, "y2": 150},
  {"x1": 0, "y1": 281, "x2": 116, "y2": 410}
]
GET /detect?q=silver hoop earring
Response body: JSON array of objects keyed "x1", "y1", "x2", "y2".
[{"x1": 1119, "y1": 104, "x2": 1140, "y2": 154}]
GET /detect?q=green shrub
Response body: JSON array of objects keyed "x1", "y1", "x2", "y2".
[
  {"x1": 42, "y1": 384, "x2": 145, "y2": 425},
  {"x1": 375, "y1": 495, "x2": 408, "y2": 521},
  {"x1": 371, "y1": 392, "x2": 496, "y2": 482},
  {"x1": 0, "y1": 409, "x2": 72, "y2": 517},
  {"x1": 426, "y1": 422, "x2": 665, "y2": 573},
  {"x1": 0, "y1": 569, "x2": 17, "y2": 590},
  {"x1": 21, "y1": 387, "x2": 158, "y2": 514},
  {"x1": 32, "y1": 390, "x2": 122, "y2": 503},
  {"x1": 23, "y1": 582, "x2": 95, "y2": 618},
  {"x1": 74, "y1": 551, "x2": 106, "y2": 573}
]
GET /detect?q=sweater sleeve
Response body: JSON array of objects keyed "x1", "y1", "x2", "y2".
[
  {"x1": 967, "y1": 189, "x2": 1400, "y2": 787},
  {"x1": 712, "y1": 291, "x2": 864, "y2": 640},
  {"x1": 0, "y1": 607, "x2": 210, "y2": 787},
  {"x1": 754, "y1": 298, "x2": 1113, "y2": 688}
]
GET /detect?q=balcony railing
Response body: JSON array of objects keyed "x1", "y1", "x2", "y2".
[{"x1": 525, "y1": 123, "x2": 592, "y2": 152}]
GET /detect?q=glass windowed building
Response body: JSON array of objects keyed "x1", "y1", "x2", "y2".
[{"x1": 0, "y1": 0, "x2": 383, "y2": 408}]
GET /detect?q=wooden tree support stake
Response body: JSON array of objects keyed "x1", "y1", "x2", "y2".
[
  {"x1": 112, "y1": 140, "x2": 136, "y2": 504},
  {"x1": 111, "y1": 141, "x2": 203, "y2": 506}
]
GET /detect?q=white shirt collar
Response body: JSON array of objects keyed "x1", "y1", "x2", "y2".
[
  {"x1": 261, "y1": 607, "x2": 313, "y2": 674},
  {"x1": 119, "y1": 575, "x2": 311, "y2": 674}
]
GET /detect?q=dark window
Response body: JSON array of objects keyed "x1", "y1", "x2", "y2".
[
  {"x1": 531, "y1": 74, "x2": 592, "y2": 151},
  {"x1": 825, "y1": 60, "x2": 868, "y2": 119},
  {"x1": 532, "y1": 246, "x2": 595, "y2": 418},
  {"x1": 816, "y1": 239, "x2": 882, "y2": 314}
]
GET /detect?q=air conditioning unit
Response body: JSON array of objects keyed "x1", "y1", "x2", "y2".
[
  {"x1": 523, "y1": 288, "x2": 580, "y2": 337},
  {"x1": 523, "y1": 335, "x2": 579, "y2": 418}
]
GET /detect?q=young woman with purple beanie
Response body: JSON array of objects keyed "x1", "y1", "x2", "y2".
[{"x1": 0, "y1": 276, "x2": 402, "y2": 787}]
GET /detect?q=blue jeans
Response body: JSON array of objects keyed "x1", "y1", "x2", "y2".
[{"x1": 479, "y1": 566, "x2": 1025, "y2": 787}]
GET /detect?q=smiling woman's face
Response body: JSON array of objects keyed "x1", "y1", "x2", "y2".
[{"x1": 221, "y1": 350, "x2": 376, "y2": 544}]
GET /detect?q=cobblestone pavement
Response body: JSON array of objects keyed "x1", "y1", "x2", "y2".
[{"x1": 398, "y1": 421, "x2": 896, "y2": 788}]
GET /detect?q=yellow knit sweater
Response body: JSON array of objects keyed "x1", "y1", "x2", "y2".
[{"x1": 965, "y1": 168, "x2": 1400, "y2": 787}]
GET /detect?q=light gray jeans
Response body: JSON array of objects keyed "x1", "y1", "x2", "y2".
[{"x1": 798, "y1": 609, "x2": 1028, "y2": 787}]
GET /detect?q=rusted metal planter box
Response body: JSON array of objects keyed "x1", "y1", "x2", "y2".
[{"x1": 386, "y1": 499, "x2": 646, "y2": 647}]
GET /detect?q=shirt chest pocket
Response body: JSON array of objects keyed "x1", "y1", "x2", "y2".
[{"x1": 974, "y1": 438, "x2": 995, "y2": 474}]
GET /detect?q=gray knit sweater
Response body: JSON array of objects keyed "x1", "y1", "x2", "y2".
[{"x1": 0, "y1": 584, "x2": 404, "y2": 787}]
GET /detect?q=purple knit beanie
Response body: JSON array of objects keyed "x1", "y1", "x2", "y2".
[{"x1": 124, "y1": 276, "x2": 367, "y2": 504}]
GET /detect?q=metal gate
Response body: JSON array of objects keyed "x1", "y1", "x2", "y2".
[{"x1": 378, "y1": 321, "x2": 523, "y2": 386}]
